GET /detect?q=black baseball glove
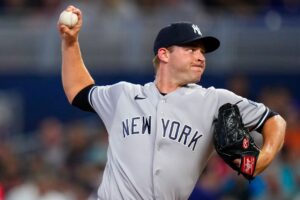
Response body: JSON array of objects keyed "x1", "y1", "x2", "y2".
[{"x1": 213, "y1": 103, "x2": 260, "y2": 180}]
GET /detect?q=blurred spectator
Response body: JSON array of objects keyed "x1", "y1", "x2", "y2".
[
  {"x1": 258, "y1": 86, "x2": 294, "y2": 119},
  {"x1": 265, "y1": 0, "x2": 300, "y2": 15},
  {"x1": 284, "y1": 109, "x2": 300, "y2": 155},
  {"x1": 0, "y1": 0, "x2": 27, "y2": 15},
  {"x1": 133, "y1": 0, "x2": 160, "y2": 12},
  {"x1": 0, "y1": 92, "x2": 23, "y2": 139},
  {"x1": 279, "y1": 146, "x2": 299, "y2": 199},
  {"x1": 31, "y1": 0, "x2": 61, "y2": 16},
  {"x1": 254, "y1": 85, "x2": 300, "y2": 200},
  {"x1": 197, "y1": 0, "x2": 269, "y2": 16},
  {"x1": 5, "y1": 173, "x2": 73, "y2": 200},
  {"x1": 226, "y1": 73, "x2": 253, "y2": 99},
  {"x1": 189, "y1": 155, "x2": 237, "y2": 200},
  {"x1": 63, "y1": 121, "x2": 101, "y2": 199},
  {"x1": 64, "y1": 121, "x2": 91, "y2": 170},
  {"x1": 37, "y1": 117, "x2": 65, "y2": 170},
  {"x1": 0, "y1": 142, "x2": 23, "y2": 193},
  {"x1": 257, "y1": 86, "x2": 300, "y2": 153},
  {"x1": 196, "y1": 0, "x2": 300, "y2": 16}
]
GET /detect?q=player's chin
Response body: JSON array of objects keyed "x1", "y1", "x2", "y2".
[
  {"x1": 190, "y1": 75, "x2": 202, "y2": 84},
  {"x1": 193, "y1": 72, "x2": 203, "y2": 82}
]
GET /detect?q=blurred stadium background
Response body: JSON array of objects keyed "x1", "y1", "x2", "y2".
[{"x1": 0, "y1": 0, "x2": 299, "y2": 200}]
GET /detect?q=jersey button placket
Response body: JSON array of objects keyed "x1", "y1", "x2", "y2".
[
  {"x1": 156, "y1": 142, "x2": 161, "y2": 151},
  {"x1": 153, "y1": 97, "x2": 167, "y2": 198},
  {"x1": 160, "y1": 99, "x2": 166, "y2": 115}
]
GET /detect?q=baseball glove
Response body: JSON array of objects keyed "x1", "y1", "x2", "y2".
[{"x1": 213, "y1": 103, "x2": 260, "y2": 180}]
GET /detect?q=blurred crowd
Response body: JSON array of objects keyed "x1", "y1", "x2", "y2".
[
  {"x1": 0, "y1": 0, "x2": 300, "y2": 17},
  {"x1": 0, "y1": 0, "x2": 298, "y2": 72},
  {"x1": 0, "y1": 117, "x2": 108, "y2": 200},
  {"x1": 0, "y1": 74, "x2": 299, "y2": 200}
]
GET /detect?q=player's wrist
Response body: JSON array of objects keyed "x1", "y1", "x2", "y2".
[
  {"x1": 62, "y1": 38, "x2": 79, "y2": 48},
  {"x1": 254, "y1": 150, "x2": 273, "y2": 176}
]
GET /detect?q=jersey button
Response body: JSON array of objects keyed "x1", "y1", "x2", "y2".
[
  {"x1": 155, "y1": 169, "x2": 160, "y2": 175},
  {"x1": 157, "y1": 143, "x2": 161, "y2": 150}
]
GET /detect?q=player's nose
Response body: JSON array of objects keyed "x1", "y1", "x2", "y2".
[{"x1": 195, "y1": 49, "x2": 205, "y2": 64}]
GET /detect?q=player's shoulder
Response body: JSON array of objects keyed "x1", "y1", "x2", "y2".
[
  {"x1": 111, "y1": 81, "x2": 146, "y2": 94},
  {"x1": 205, "y1": 86, "x2": 236, "y2": 96},
  {"x1": 187, "y1": 84, "x2": 219, "y2": 96},
  {"x1": 104, "y1": 81, "x2": 140, "y2": 89},
  {"x1": 189, "y1": 85, "x2": 239, "y2": 99},
  {"x1": 92, "y1": 81, "x2": 143, "y2": 96}
]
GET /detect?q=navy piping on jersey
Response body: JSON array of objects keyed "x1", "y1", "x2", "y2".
[
  {"x1": 252, "y1": 108, "x2": 269, "y2": 132},
  {"x1": 88, "y1": 85, "x2": 97, "y2": 109},
  {"x1": 252, "y1": 108, "x2": 278, "y2": 133}
]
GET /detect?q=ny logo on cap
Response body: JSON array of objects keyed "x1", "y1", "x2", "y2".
[{"x1": 192, "y1": 24, "x2": 202, "y2": 36}]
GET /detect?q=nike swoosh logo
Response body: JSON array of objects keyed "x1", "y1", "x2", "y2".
[{"x1": 134, "y1": 95, "x2": 146, "y2": 100}]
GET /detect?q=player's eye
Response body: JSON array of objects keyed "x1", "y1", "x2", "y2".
[{"x1": 185, "y1": 47, "x2": 196, "y2": 53}]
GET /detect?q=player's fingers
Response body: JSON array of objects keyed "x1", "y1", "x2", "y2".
[
  {"x1": 58, "y1": 24, "x2": 67, "y2": 32},
  {"x1": 233, "y1": 159, "x2": 241, "y2": 167},
  {"x1": 66, "y1": 5, "x2": 81, "y2": 17},
  {"x1": 66, "y1": 5, "x2": 76, "y2": 12},
  {"x1": 58, "y1": 25, "x2": 72, "y2": 36},
  {"x1": 69, "y1": 10, "x2": 82, "y2": 30},
  {"x1": 72, "y1": 8, "x2": 82, "y2": 21},
  {"x1": 57, "y1": 23, "x2": 64, "y2": 32}
]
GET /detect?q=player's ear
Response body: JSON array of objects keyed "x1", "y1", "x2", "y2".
[{"x1": 157, "y1": 48, "x2": 169, "y2": 63}]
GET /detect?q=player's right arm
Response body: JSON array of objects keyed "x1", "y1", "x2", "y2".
[{"x1": 57, "y1": 5, "x2": 95, "y2": 104}]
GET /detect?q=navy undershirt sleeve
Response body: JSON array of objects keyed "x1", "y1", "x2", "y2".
[{"x1": 71, "y1": 84, "x2": 96, "y2": 113}]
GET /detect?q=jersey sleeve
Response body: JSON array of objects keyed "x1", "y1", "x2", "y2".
[
  {"x1": 88, "y1": 81, "x2": 128, "y2": 127},
  {"x1": 215, "y1": 88, "x2": 270, "y2": 132}
]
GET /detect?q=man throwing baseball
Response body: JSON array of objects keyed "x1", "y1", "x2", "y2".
[{"x1": 58, "y1": 5, "x2": 286, "y2": 200}]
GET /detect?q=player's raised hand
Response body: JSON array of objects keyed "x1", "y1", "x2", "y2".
[{"x1": 57, "y1": 5, "x2": 82, "y2": 45}]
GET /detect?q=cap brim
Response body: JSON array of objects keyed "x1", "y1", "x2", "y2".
[{"x1": 179, "y1": 36, "x2": 220, "y2": 53}]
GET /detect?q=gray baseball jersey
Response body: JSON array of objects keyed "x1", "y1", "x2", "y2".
[{"x1": 88, "y1": 81, "x2": 269, "y2": 200}]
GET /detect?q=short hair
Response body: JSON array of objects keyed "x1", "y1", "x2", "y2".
[{"x1": 152, "y1": 55, "x2": 159, "y2": 72}]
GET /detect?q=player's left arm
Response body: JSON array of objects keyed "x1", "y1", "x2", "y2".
[{"x1": 254, "y1": 114, "x2": 286, "y2": 176}]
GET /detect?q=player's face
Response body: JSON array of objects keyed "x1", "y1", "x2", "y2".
[{"x1": 167, "y1": 45, "x2": 206, "y2": 85}]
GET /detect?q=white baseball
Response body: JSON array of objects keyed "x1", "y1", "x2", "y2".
[{"x1": 59, "y1": 11, "x2": 78, "y2": 28}]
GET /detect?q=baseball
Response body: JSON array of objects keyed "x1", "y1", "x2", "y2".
[{"x1": 59, "y1": 11, "x2": 78, "y2": 28}]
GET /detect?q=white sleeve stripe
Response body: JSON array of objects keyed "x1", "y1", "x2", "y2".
[
  {"x1": 252, "y1": 107, "x2": 269, "y2": 131},
  {"x1": 88, "y1": 86, "x2": 97, "y2": 109}
]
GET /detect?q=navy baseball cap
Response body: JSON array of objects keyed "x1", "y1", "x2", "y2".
[{"x1": 153, "y1": 22, "x2": 220, "y2": 55}]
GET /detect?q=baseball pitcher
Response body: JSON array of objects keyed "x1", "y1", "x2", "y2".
[{"x1": 57, "y1": 5, "x2": 286, "y2": 200}]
